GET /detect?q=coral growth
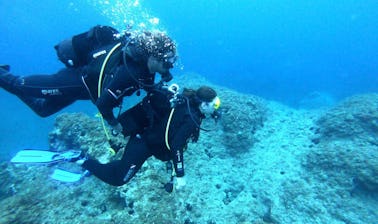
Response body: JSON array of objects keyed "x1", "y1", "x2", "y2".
[
  {"x1": 49, "y1": 112, "x2": 126, "y2": 161},
  {"x1": 305, "y1": 94, "x2": 378, "y2": 200},
  {"x1": 218, "y1": 88, "x2": 267, "y2": 154},
  {"x1": 313, "y1": 93, "x2": 378, "y2": 143}
]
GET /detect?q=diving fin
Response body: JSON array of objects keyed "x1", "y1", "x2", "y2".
[
  {"x1": 10, "y1": 149, "x2": 82, "y2": 165},
  {"x1": 0, "y1": 64, "x2": 10, "y2": 72},
  {"x1": 51, "y1": 169, "x2": 90, "y2": 183}
]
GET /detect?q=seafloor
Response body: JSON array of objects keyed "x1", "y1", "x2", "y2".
[{"x1": 1, "y1": 74, "x2": 377, "y2": 224}]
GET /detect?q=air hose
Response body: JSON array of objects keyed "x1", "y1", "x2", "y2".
[
  {"x1": 97, "y1": 42, "x2": 122, "y2": 154},
  {"x1": 165, "y1": 108, "x2": 175, "y2": 151}
]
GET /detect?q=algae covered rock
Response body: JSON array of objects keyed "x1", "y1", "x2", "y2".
[
  {"x1": 48, "y1": 112, "x2": 126, "y2": 161},
  {"x1": 305, "y1": 138, "x2": 378, "y2": 185},
  {"x1": 218, "y1": 88, "x2": 268, "y2": 154},
  {"x1": 313, "y1": 93, "x2": 378, "y2": 143},
  {"x1": 304, "y1": 94, "x2": 378, "y2": 197}
]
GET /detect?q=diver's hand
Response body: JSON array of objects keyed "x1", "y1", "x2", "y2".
[
  {"x1": 111, "y1": 123, "x2": 123, "y2": 136},
  {"x1": 109, "y1": 139, "x2": 124, "y2": 153},
  {"x1": 175, "y1": 177, "x2": 186, "y2": 190}
]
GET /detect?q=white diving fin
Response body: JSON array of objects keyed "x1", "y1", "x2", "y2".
[
  {"x1": 10, "y1": 149, "x2": 82, "y2": 165},
  {"x1": 51, "y1": 169, "x2": 90, "y2": 183}
]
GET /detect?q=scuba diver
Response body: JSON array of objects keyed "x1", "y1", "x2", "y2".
[
  {"x1": 0, "y1": 25, "x2": 177, "y2": 133},
  {"x1": 76, "y1": 84, "x2": 221, "y2": 191}
]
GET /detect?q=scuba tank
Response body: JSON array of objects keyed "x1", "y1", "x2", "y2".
[
  {"x1": 55, "y1": 25, "x2": 133, "y2": 102},
  {"x1": 54, "y1": 25, "x2": 121, "y2": 68}
]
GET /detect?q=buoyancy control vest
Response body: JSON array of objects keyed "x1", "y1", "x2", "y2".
[
  {"x1": 54, "y1": 25, "x2": 121, "y2": 68},
  {"x1": 81, "y1": 42, "x2": 125, "y2": 102},
  {"x1": 55, "y1": 25, "x2": 133, "y2": 100}
]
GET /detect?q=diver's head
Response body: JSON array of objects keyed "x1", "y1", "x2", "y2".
[
  {"x1": 181, "y1": 86, "x2": 222, "y2": 131},
  {"x1": 127, "y1": 30, "x2": 177, "y2": 81},
  {"x1": 195, "y1": 86, "x2": 221, "y2": 117}
]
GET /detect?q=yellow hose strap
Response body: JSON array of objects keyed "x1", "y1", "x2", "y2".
[
  {"x1": 98, "y1": 113, "x2": 117, "y2": 155},
  {"x1": 97, "y1": 42, "x2": 122, "y2": 98},
  {"x1": 165, "y1": 108, "x2": 175, "y2": 151},
  {"x1": 96, "y1": 42, "x2": 122, "y2": 155},
  {"x1": 99, "y1": 113, "x2": 111, "y2": 140}
]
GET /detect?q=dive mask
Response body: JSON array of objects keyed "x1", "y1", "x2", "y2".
[
  {"x1": 162, "y1": 54, "x2": 178, "y2": 69},
  {"x1": 199, "y1": 96, "x2": 221, "y2": 116}
]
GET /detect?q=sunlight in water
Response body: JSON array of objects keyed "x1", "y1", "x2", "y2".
[{"x1": 86, "y1": 0, "x2": 163, "y2": 32}]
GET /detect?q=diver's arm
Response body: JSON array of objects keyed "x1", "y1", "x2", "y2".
[
  {"x1": 96, "y1": 67, "x2": 138, "y2": 126},
  {"x1": 95, "y1": 91, "x2": 119, "y2": 126}
]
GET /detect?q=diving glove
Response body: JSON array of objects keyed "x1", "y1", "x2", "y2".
[{"x1": 175, "y1": 177, "x2": 186, "y2": 190}]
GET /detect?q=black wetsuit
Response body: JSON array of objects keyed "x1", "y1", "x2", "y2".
[
  {"x1": 82, "y1": 88, "x2": 203, "y2": 186},
  {"x1": 0, "y1": 52, "x2": 154, "y2": 126}
]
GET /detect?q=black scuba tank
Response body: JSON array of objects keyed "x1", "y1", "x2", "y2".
[{"x1": 54, "y1": 25, "x2": 120, "y2": 68}]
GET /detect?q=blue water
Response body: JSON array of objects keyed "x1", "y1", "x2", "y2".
[
  {"x1": 0, "y1": 0, "x2": 377, "y2": 158},
  {"x1": 146, "y1": 1, "x2": 378, "y2": 103}
]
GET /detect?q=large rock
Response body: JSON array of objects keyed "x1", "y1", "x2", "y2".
[
  {"x1": 217, "y1": 87, "x2": 267, "y2": 154},
  {"x1": 313, "y1": 93, "x2": 378, "y2": 143},
  {"x1": 305, "y1": 94, "x2": 378, "y2": 197}
]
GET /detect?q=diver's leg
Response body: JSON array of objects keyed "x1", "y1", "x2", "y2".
[
  {"x1": 0, "y1": 64, "x2": 10, "y2": 71},
  {"x1": 16, "y1": 96, "x2": 76, "y2": 117},
  {"x1": 5, "y1": 67, "x2": 88, "y2": 98},
  {"x1": 1, "y1": 67, "x2": 90, "y2": 117},
  {"x1": 82, "y1": 136, "x2": 151, "y2": 186},
  {"x1": 0, "y1": 65, "x2": 20, "y2": 93}
]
